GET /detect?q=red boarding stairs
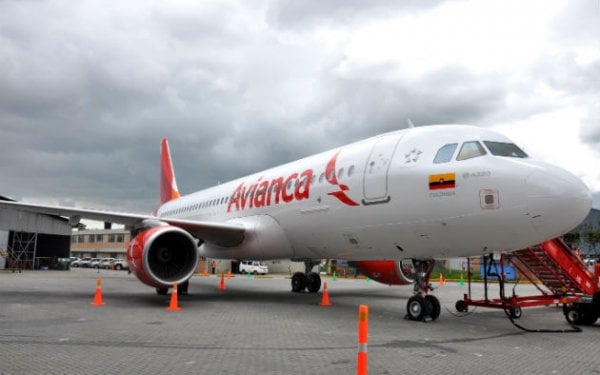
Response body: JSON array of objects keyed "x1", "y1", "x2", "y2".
[
  {"x1": 512, "y1": 238, "x2": 597, "y2": 297},
  {"x1": 456, "y1": 238, "x2": 600, "y2": 325}
]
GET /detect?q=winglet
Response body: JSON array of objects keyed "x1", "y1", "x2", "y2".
[{"x1": 160, "y1": 138, "x2": 181, "y2": 205}]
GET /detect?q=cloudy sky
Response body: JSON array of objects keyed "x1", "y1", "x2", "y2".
[{"x1": 1, "y1": 0, "x2": 599, "y2": 217}]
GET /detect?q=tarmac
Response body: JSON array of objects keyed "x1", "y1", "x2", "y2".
[{"x1": 1, "y1": 268, "x2": 599, "y2": 375}]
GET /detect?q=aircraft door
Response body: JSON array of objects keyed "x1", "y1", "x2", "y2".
[{"x1": 362, "y1": 133, "x2": 404, "y2": 205}]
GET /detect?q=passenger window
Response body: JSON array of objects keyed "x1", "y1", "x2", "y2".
[
  {"x1": 348, "y1": 165, "x2": 355, "y2": 177},
  {"x1": 457, "y1": 141, "x2": 486, "y2": 161},
  {"x1": 433, "y1": 143, "x2": 458, "y2": 164},
  {"x1": 326, "y1": 169, "x2": 334, "y2": 181}
]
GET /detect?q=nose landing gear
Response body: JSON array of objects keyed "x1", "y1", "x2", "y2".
[{"x1": 405, "y1": 259, "x2": 440, "y2": 322}]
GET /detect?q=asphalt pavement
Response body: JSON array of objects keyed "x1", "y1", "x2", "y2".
[{"x1": 0, "y1": 268, "x2": 598, "y2": 374}]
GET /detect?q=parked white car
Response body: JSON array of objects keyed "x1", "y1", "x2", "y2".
[
  {"x1": 112, "y1": 259, "x2": 129, "y2": 271},
  {"x1": 99, "y1": 258, "x2": 117, "y2": 269},
  {"x1": 239, "y1": 260, "x2": 268, "y2": 275}
]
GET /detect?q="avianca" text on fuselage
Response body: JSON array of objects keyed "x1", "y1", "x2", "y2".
[{"x1": 227, "y1": 169, "x2": 313, "y2": 212}]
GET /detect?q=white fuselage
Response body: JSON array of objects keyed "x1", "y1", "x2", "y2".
[{"x1": 156, "y1": 125, "x2": 591, "y2": 261}]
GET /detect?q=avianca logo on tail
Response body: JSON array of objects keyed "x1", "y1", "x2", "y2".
[
  {"x1": 227, "y1": 170, "x2": 313, "y2": 212},
  {"x1": 325, "y1": 151, "x2": 359, "y2": 206}
]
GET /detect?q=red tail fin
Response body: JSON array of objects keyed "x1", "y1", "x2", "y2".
[{"x1": 160, "y1": 138, "x2": 181, "y2": 205}]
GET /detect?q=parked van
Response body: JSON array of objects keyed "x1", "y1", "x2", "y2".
[{"x1": 239, "y1": 261, "x2": 268, "y2": 275}]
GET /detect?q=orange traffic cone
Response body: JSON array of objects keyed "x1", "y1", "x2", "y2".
[
  {"x1": 219, "y1": 272, "x2": 225, "y2": 291},
  {"x1": 91, "y1": 278, "x2": 105, "y2": 306},
  {"x1": 227, "y1": 270, "x2": 232, "y2": 280},
  {"x1": 439, "y1": 273, "x2": 445, "y2": 286},
  {"x1": 166, "y1": 283, "x2": 181, "y2": 311},
  {"x1": 203, "y1": 269, "x2": 208, "y2": 277},
  {"x1": 320, "y1": 282, "x2": 332, "y2": 306}
]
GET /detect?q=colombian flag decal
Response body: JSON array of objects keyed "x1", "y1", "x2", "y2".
[{"x1": 429, "y1": 173, "x2": 456, "y2": 190}]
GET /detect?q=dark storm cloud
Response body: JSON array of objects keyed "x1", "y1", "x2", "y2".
[{"x1": 0, "y1": 1, "x2": 263, "y2": 212}]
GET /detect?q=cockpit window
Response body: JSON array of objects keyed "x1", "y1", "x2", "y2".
[
  {"x1": 456, "y1": 141, "x2": 486, "y2": 161},
  {"x1": 433, "y1": 143, "x2": 458, "y2": 164},
  {"x1": 483, "y1": 141, "x2": 528, "y2": 158}
]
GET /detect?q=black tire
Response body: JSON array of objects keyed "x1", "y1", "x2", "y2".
[
  {"x1": 565, "y1": 305, "x2": 584, "y2": 325},
  {"x1": 425, "y1": 295, "x2": 441, "y2": 321},
  {"x1": 455, "y1": 300, "x2": 468, "y2": 313},
  {"x1": 582, "y1": 311, "x2": 598, "y2": 325},
  {"x1": 406, "y1": 295, "x2": 432, "y2": 321},
  {"x1": 510, "y1": 306, "x2": 522, "y2": 319},
  {"x1": 291, "y1": 272, "x2": 307, "y2": 293},
  {"x1": 306, "y1": 272, "x2": 321, "y2": 293},
  {"x1": 156, "y1": 287, "x2": 168, "y2": 296},
  {"x1": 115, "y1": 264, "x2": 122, "y2": 271},
  {"x1": 565, "y1": 303, "x2": 597, "y2": 325},
  {"x1": 579, "y1": 303, "x2": 598, "y2": 325}
]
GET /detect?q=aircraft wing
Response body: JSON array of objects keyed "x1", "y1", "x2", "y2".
[{"x1": 0, "y1": 200, "x2": 245, "y2": 247}]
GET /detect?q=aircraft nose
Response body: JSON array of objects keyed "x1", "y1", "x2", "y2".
[{"x1": 526, "y1": 165, "x2": 592, "y2": 239}]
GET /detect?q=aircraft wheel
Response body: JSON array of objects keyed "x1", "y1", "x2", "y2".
[
  {"x1": 306, "y1": 272, "x2": 321, "y2": 293},
  {"x1": 455, "y1": 300, "x2": 468, "y2": 313},
  {"x1": 156, "y1": 287, "x2": 168, "y2": 296},
  {"x1": 406, "y1": 295, "x2": 432, "y2": 321},
  {"x1": 510, "y1": 306, "x2": 522, "y2": 319},
  {"x1": 425, "y1": 295, "x2": 441, "y2": 321},
  {"x1": 291, "y1": 272, "x2": 307, "y2": 293}
]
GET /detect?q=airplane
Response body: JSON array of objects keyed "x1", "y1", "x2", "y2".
[{"x1": 0, "y1": 124, "x2": 592, "y2": 322}]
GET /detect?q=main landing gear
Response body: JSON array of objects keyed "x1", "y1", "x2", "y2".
[
  {"x1": 405, "y1": 259, "x2": 440, "y2": 322},
  {"x1": 291, "y1": 260, "x2": 321, "y2": 293}
]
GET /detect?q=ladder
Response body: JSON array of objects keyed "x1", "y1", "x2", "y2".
[{"x1": 512, "y1": 238, "x2": 597, "y2": 297}]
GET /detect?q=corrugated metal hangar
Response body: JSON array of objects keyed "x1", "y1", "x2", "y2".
[{"x1": 0, "y1": 195, "x2": 71, "y2": 270}]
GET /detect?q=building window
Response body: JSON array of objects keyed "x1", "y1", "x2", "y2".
[
  {"x1": 117, "y1": 234, "x2": 124, "y2": 243},
  {"x1": 89, "y1": 234, "x2": 95, "y2": 243},
  {"x1": 108, "y1": 234, "x2": 115, "y2": 243},
  {"x1": 96, "y1": 234, "x2": 103, "y2": 242},
  {"x1": 78, "y1": 235, "x2": 84, "y2": 243}
]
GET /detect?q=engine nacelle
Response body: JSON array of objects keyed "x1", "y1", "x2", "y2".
[
  {"x1": 127, "y1": 225, "x2": 199, "y2": 288},
  {"x1": 355, "y1": 260, "x2": 416, "y2": 286}
]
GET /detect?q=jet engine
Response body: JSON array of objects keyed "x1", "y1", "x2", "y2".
[
  {"x1": 127, "y1": 225, "x2": 199, "y2": 288},
  {"x1": 355, "y1": 260, "x2": 416, "y2": 285}
]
